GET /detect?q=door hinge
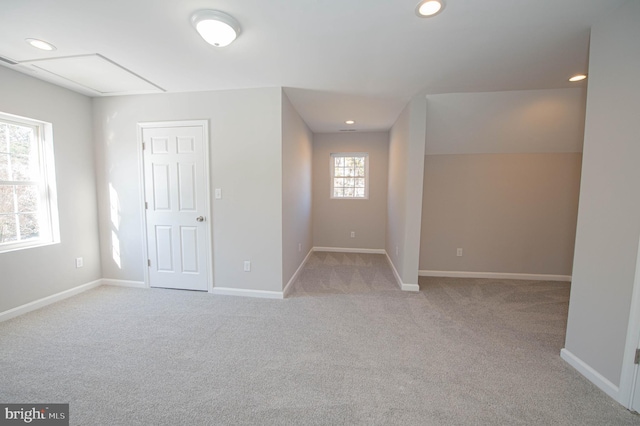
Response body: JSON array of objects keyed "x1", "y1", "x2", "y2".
[
  {"x1": 635, "y1": 349, "x2": 640, "y2": 365},
  {"x1": 142, "y1": 142, "x2": 146, "y2": 150},
  {"x1": 147, "y1": 259, "x2": 151, "y2": 267},
  {"x1": 145, "y1": 201, "x2": 148, "y2": 209}
]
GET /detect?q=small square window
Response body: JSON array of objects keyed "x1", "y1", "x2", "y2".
[{"x1": 330, "y1": 153, "x2": 369, "y2": 199}]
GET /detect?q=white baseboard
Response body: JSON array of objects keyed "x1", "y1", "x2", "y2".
[
  {"x1": 401, "y1": 282, "x2": 420, "y2": 292},
  {"x1": 313, "y1": 247, "x2": 386, "y2": 254},
  {"x1": 101, "y1": 279, "x2": 147, "y2": 288},
  {"x1": 561, "y1": 348, "x2": 620, "y2": 401},
  {"x1": 283, "y1": 248, "x2": 313, "y2": 298},
  {"x1": 0, "y1": 279, "x2": 102, "y2": 323},
  {"x1": 419, "y1": 270, "x2": 572, "y2": 282},
  {"x1": 212, "y1": 287, "x2": 284, "y2": 300},
  {"x1": 384, "y1": 251, "x2": 420, "y2": 292}
]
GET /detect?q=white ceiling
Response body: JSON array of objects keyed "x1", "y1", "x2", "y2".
[{"x1": 0, "y1": 0, "x2": 625, "y2": 132}]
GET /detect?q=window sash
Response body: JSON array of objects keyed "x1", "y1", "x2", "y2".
[{"x1": 0, "y1": 112, "x2": 57, "y2": 252}]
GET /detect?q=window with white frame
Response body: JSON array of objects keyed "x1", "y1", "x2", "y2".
[
  {"x1": 330, "y1": 153, "x2": 369, "y2": 199},
  {"x1": 0, "y1": 112, "x2": 59, "y2": 252}
]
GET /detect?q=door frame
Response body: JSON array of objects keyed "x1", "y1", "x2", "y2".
[
  {"x1": 618, "y1": 234, "x2": 640, "y2": 409},
  {"x1": 137, "y1": 120, "x2": 214, "y2": 293}
]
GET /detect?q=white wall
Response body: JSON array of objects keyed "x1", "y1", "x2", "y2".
[
  {"x1": 282, "y1": 92, "x2": 313, "y2": 287},
  {"x1": 386, "y1": 96, "x2": 427, "y2": 289},
  {"x1": 420, "y1": 88, "x2": 585, "y2": 276},
  {"x1": 93, "y1": 88, "x2": 284, "y2": 292},
  {"x1": 425, "y1": 89, "x2": 586, "y2": 155},
  {"x1": 564, "y1": 0, "x2": 640, "y2": 389},
  {"x1": 0, "y1": 66, "x2": 101, "y2": 313},
  {"x1": 312, "y1": 131, "x2": 389, "y2": 250}
]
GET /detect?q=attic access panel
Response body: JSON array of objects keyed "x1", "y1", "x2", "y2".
[{"x1": 23, "y1": 54, "x2": 164, "y2": 95}]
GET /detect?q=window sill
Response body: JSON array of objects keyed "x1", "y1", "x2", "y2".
[{"x1": 0, "y1": 240, "x2": 60, "y2": 254}]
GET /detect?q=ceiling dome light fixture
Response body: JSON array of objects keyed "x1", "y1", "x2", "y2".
[
  {"x1": 416, "y1": 0, "x2": 445, "y2": 17},
  {"x1": 569, "y1": 74, "x2": 587, "y2": 82},
  {"x1": 191, "y1": 10, "x2": 241, "y2": 47},
  {"x1": 345, "y1": 120, "x2": 355, "y2": 125},
  {"x1": 25, "y1": 38, "x2": 56, "y2": 51}
]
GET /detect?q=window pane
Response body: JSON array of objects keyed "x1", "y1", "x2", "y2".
[
  {"x1": 7, "y1": 123, "x2": 37, "y2": 181},
  {"x1": 0, "y1": 123, "x2": 6, "y2": 145},
  {"x1": 331, "y1": 154, "x2": 367, "y2": 199},
  {"x1": 0, "y1": 154, "x2": 9, "y2": 180},
  {"x1": 16, "y1": 185, "x2": 40, "y2": 213},
  {"x1": 19, "y1": 213, "x2": 40, "y2": 240},
  {"x1": 8, "y1": 124, "x2": 33, "y2": 155},
  {"x1": 0, "y1": 215, "x2": 17, "y2": 243},
  {"x1": 0, "y1": 185, "x2": 15, "y2": 214},
  {"x1": 11, "y1": 154, "x2": 39, "y2": 181}
]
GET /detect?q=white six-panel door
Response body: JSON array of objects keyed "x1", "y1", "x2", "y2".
[{"x1": 141, "y1": 122, "x2": 210, "y2": 291}]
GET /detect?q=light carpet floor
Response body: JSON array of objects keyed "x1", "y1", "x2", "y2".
[{"x1": 1, "y1": 252, "x2": 639, "y2": 425}]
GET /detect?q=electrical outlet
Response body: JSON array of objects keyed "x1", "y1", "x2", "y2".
[
  {"x1": 75, "y1": 257, "x2": 83, "y2": 268},
  {"x1": 350, "y1": 231, "x2": 355, "y2": 238},
  {"x1": 298, "y1": 243, "x2": 302, "y2": 252},
  {"x1": 215, "y1": 188, "x2": 222, "y2": 199},
  {"x1": 457, "y1": 248, "x2": 463, "y2": 257},
  {"x1": 243, "y1": 261, "x2": 251, "y2": 272}
]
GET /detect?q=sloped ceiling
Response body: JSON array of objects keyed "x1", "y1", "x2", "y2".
[{"x1": 0, "y1": 0, "x2": 626, "y2": 132}]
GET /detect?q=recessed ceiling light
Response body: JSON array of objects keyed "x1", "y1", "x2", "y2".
[
  {"x1": 191, "y1": 10, "x2": 241, "y2": 47},
  {"x1": 25, "y1": 38, "x2": 56, "y2": 51},
  {"x1": 569, "y1": 74, "x2": 587, "y2": 82},
  {"x1": 345, "y1": 120, "x2": 355, "y2": 125},
  {"x1": 415, "y1": 0, "x2": 445, "y2": 17}
]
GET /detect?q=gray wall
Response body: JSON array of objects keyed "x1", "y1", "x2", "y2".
[
  {"x1": 420, "y1": 153, "x2": 581, "y2": 275},
  {"x1": 93, "y1": 88, "x2": 285, "y2": 292},
  {"x1": 386, "y1": 96, "x2": 426, "y2": 286},
  {"x1": 312, "y1": 131, "x2": 388, "y2": 250},
  {"x1": 565, "y1": 0, "x2": 640, "y2": 387},
  {"x1": 419, "y1": 88, "x2": 586, "y2": 276},
  {"x1": 282, "y1": 92, "x2": 313, "y2": 286},
  {"x1": 0, "y1": 66, "x2": 101, "y2": 313}
]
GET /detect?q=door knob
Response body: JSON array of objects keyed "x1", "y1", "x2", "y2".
[{"x1": 196, "y1": 216, "x2": 205, "y2": 222}]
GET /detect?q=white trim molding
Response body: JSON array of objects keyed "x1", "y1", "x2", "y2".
[
  {"x1": 283, "y1": 248, "x2": 313, "y2": 298},
  {"x1": 617, "y1": 235, "x2": 640, "y2": 409},
  {"x1": 102, "y1": 279, "x2": 147, "y2": 289},
  {"x1": 0, "y1": 279, "x2": 102, "y2": 323},
  {"x1": 384, "y1": 251, "x2": 420, "y2": 292},
  {"x1": 419, "y1": 270, "x2": 572, "y2": 282},
  {"x1": 313, "y1": 247, "x2": 386, "y2": 254},
  {"x1": 212, "y1": 287, "x2": 284, "y2": 300},
  {"x1": 561, "y1": 348, "x2": 620, "y2": 401},
  {"x1": 402, "y1": 282, "x2": 420, "y2": 292}
]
